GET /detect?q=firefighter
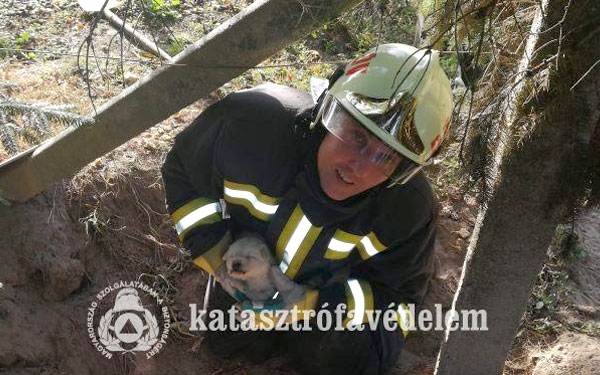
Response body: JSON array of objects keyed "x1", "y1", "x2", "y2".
[{"x1": 161, "y1": 43, "x2": 453, "y2": 375}]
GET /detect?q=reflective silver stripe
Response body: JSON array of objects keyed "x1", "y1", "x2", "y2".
[
  {"x1": 347, "y1": 279, "x2": 366, "y2": 327},
  {"x1": 174, "y1": 202, "x2": 220, "y2": 235},
  {"x1": 360, "y1": 236, "x2": 379, "y2": 257},
  {"x1": 223, "y1": 187, "x2": 279, "y2": 214},
  {"x1": 327, "y1": 238, "x2": 355, "y2": 253},
  {"x1": 279, "y1": 215, "x2": 311, "y2": 273}
]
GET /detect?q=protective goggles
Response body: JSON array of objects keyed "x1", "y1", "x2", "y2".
[{"x1": 315, "y1": 93, "x2": 425, "y2": 185}]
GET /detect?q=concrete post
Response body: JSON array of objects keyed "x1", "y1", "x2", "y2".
[{"x1": 434, "y1": 0, "x2": 600, "y2": 373}]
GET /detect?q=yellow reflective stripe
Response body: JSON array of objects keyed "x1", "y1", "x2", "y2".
[
  {"x1": 170, "y1": 198, "x2": 222, "y2": 241},
  {"x1": 396, "y1": 303, "x2": 413, "y2": 338},
  {"x1": 279, "y1": 215, "x2": 312, "y2": 273},
  {"x1": 171, "y1": 197, "x2": 217, "y2": 224},
  {"x1": 356, "y1": 232, "x2": 387, "y2": 260},
  {"x1": 324, "y1": 229, "x2": 361, "y2": 260},
  {"x1": 343, "y1": 279, "x2": 374, "y2": 327},
  {"x1": 223, "y1": 180, "x2": 280, "y2": 221},
  {"x1": 285, "y1": 224, "x2": 322, "y2": 280},
  {"x1": 276, "y1": 205, "x2": 304, "y2": 261},
  {"x1": 276, "y1": 205, "x2": 322, "y2": 280},
  {"x1": 192, "y1": 231, "x2": 232, "y2": 276}
]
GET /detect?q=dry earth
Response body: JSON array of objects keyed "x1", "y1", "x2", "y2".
[{"x1": 0, "y1": 131, "x2": 474, "y2": 375}]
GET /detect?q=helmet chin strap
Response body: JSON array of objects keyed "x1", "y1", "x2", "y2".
[
  {"x1": 386, "y1": 165, "x2": 423, "y2": 187},
  {"x1": 385, "y1": 158, "x2": 430, "y2": 187}
]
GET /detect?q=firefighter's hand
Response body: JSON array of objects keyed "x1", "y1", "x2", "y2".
[
  {"x1": 269, "y1": 265, "x2": 311, "y2": 308},
  {"x1": 235, "y1": 293, "x2": 318, "y2": 328},
  {"x1": 235, "y1": 267, "x2": 319, "y2": 326},
  {"x1": 215, "y1": 264, "x2": 247, "y2": 302},
  {"x1": 236, "y1": 266, "x2": 312, "y2": 311}
]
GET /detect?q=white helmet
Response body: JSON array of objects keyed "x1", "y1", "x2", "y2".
[{"x1": 313, "y1": 44, "x2": 453, "y2": 185}]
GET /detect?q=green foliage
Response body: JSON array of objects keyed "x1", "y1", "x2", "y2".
[
  {"x1": 0, "y1": 39, "x2": 9, "y2": 59},
  {"x1": 342, "y1": 0, "x2": 418, "y2": 51},
  {"x1": 143, "y1": 0, "x2": 181, "y2": 19},
  {"x1": 534, "y1": 266, "x2": 572, "y2": 311},
  {"x1": 565, "y1": 320, "x2": 600, "y2": 337},
  {"x1": 440, "y1": 54, "x2": 458, "y2": 79},
  {"x1": 0, "y1": 32, "x2": 36, "y2": 60},
  {"x1": 550, "y1": 225, "x2": 587, "y2": 262},
  {"x1": 522, "y1": 225, "x2": 587, "y2": 335},
  {"x1": 528, "y1": 223, "x2": 587, "y2": 317},
  {"x1": 528, "y1": 316, "x2": 561, "y2": 335},
  {"x1": 15, "y1": 32, "x2": 36, "y2": 59},
  {"x1": 15, "y1": 32, "x2": 30, "y2": 46},
  {"x1": 166, "y1": 37, "x2": 187, "y2": 56},
  {"x1": 303, "y1": 0, "x2": 418, "y2": 59}
]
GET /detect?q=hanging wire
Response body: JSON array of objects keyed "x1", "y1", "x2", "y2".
[
  {"x1": 0, "y1": 46, "x2": 477, "y2": 62},
  {"x1": 390, "y1": 46, "x2": 432, "y2": 95},
  {"x1": 381, "y1": 47, "x2": 432, "y2": 139},
  {"x1": 0, "y1": 47, "x2": 352, "y2": 68}
]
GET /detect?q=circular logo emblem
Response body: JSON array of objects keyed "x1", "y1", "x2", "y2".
[{"x1": 87, "y1": 281, "x2": 171, "y2": 359}]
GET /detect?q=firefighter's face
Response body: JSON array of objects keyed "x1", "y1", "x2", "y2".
[{"x1": 317, "y1": 133, "x2": 392, "y2": 201}]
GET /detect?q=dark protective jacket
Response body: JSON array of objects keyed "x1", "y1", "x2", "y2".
[{"x1": 161, "y1": 83, "x2": 437, "y2": 329}]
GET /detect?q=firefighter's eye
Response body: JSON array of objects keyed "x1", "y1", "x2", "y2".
[{"x1": 349, "y1": 129, "x2": 368, "y2": 147}]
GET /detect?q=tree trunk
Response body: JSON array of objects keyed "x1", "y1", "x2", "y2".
[
  {"x1": 0, "y1": 0, "x2": 363, "y2": 203},
  {"x1": 434, "y1": 0, "x2": 600, "y2": 374}
]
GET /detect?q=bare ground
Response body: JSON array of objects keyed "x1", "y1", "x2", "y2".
[{"x1": 0, "y1": 116, "x2": 475, "y2": 374}]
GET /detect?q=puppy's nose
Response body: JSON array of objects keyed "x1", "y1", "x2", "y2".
[{"x1": 232, "y1": 261, "x2": 242, "y2": 272}]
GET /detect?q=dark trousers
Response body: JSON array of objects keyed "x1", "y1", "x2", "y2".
[{"x1": 203, "y1": 285, "x2": 404, "y2": 375}]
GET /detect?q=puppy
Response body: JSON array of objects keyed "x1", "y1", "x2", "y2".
[{"x1": 221, "y1": 233, "x2": 277, "y2": 305}]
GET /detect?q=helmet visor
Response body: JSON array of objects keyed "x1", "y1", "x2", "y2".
[
  {"x1": 319, "y1": 94, "x2": 404, "y2": 177},
  {"x1": 346, "y1": 91, "x2": 424, "y2": 157}
]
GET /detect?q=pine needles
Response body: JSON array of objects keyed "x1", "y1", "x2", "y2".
[
  {"x1": 420, "y1": 0, "x2": 542, "y2": 206},
  {"x1": 0, "y1": 81, "x2": 91, "y2": 156}
]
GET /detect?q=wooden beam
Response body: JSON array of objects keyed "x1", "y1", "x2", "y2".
[{"x1": 0, "y1": 0, "x2": 362, "y2": 203}]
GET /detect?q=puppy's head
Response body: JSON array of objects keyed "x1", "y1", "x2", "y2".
[{"x1": 223, "y1": 235, "x2": 274, "y2": 281}]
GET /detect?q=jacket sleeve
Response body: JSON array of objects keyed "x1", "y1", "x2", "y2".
[
  {"x1": 161, "y1": 100, "x2": 232, "y2": 275},
  {"x1": 317, "y1": 191, "x2": 438, "y2": 336}
]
